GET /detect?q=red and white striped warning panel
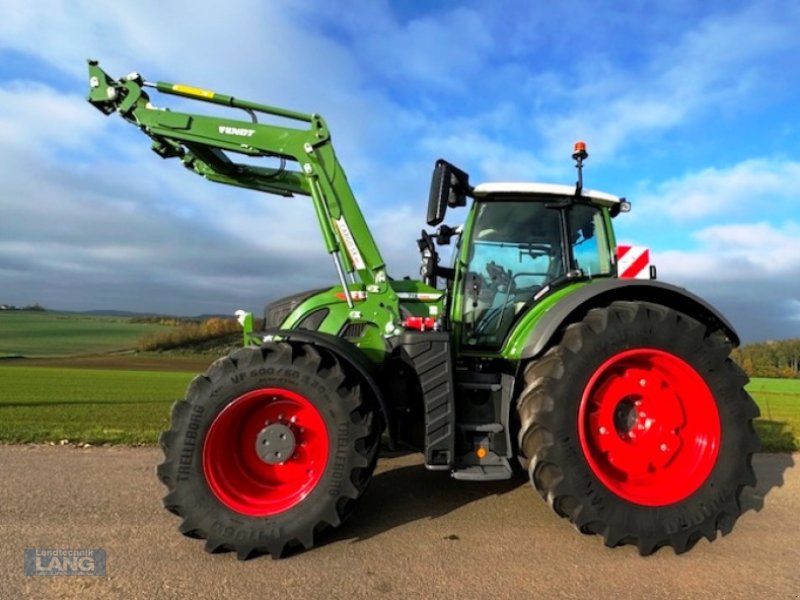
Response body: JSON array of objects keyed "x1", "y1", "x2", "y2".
[{"x1": 617, "y1": 245, "x2": 651, "y2": 279}]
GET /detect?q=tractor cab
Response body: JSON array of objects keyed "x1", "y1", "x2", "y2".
[
  {"x1": 422, "y1": 145, "x2": 629, "y2": 350},
  {"x1": 458, "y1": 184, "x2": 620, "y2": 349}
]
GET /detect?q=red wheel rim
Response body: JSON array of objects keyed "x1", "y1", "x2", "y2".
[
  {"x1": 202, "y1": 388, "x2": 329, "y2": 517},
  {"x1": 578, "y1": 349, "x2": 720, "y2": 506}
]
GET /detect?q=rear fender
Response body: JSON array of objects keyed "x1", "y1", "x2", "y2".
[{"x1": 514, "y1": 279, "x2": 739, "y2": 360}]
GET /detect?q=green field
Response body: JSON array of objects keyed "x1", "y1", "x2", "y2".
[
  {"x1": 0, "y1": 311, "x2": 170, "y2": 357},
  {"x1": 0, "y1": 365, "x2": 195, "y2": 444},
  {"x1": 0, "y1": 364, "x2": 797, "y2": 451}
]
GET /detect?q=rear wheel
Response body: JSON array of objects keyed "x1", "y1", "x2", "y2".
[
  {"x1": 517, "y1": 301, "x2": 760, "y2": 554},
  {"x1": 157, "y1": 342, "x2": 380, "y2": 559}
]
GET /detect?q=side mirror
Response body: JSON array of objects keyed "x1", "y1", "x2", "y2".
[{"x1": 427, "y1": 159, "x2": 471, "y2": 226}]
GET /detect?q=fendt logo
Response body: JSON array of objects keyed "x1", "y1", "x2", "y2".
[{"x1": 218, "y1": 126, "x2": 255, "y2": 137}]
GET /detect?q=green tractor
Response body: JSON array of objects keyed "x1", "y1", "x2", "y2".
[{"x1": 87, "y1": 61, "x2": 760, "y2": 558}]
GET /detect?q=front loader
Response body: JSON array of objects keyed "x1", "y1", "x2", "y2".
[{"x1": 87, "y1": 60, "x2": 760, "y2": 558}]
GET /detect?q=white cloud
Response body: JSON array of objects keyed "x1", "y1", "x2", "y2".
[
  {"x1": 0, "y1": 82, "x2": 108, "y2": 155},
  {"x1": 419, "y1": 130, "x2": 553, "y2": 183},
  {"x1": 634, "y1": 159, "x2": 800, "y2": 221},
  {"x1": 659, "y1": 221, "x2": 800, "y2": 279}
]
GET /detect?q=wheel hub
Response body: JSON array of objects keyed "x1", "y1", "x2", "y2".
[
  {"x1": 612, "y1": 397, "x2": 639, "y2": 435},
  {"x1": 256, "y1": 422, "x2": 296, "y2": 465}
]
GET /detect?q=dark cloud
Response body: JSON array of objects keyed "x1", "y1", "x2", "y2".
[{"x1": 664, "y1": 269, "x2": 800, "y2": 343}]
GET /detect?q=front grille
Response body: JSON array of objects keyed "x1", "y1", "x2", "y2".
[{"x1": 340, "y1": 323, "x2": 367, "y2": 338}]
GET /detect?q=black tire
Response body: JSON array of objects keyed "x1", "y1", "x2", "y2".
[
  {"x1": 156, "y1": 342, "x2": 380, "y2": 559},
  {"x1": 517, "y1": 301, "x2": 760, "y2": 555}
]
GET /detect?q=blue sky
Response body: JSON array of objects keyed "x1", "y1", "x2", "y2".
[{"x1": 1, "y1": 0, "x2": 799, "y2": 342}]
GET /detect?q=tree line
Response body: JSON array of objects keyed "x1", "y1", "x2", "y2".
[
  {"x1": 136, "y1": 317, "x2": 243, "y2": 351},
  {"x1": 130, "y1": 315, "x2": 200, "y2": 327},
  {"x1": 732, "y1": 338, "x2": 800, "y2": 379},
  {"x1": 0, "y1": 303, "x2": 46, "y2": 311}
]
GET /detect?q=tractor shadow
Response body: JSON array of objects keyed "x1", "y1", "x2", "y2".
[
  {"x1": 323, "y1": 452, "x2": 527, "y2": 546},
  {"x1": 739, "y1": 422, "x2": 796, "y2": 514},
  {"x1": 322, "y1": 443, "x2": 795, "y2": 548},
  {"x1": 754, "y1": 419, "x2": 798, "y2": 454}
]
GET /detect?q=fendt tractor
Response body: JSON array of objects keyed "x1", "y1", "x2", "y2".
[{"x1": 87, "y1": 60, "x2": 760, "y2": 558}]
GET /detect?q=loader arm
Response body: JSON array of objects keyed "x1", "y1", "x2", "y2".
[{"x1": 86, "y1": 60, "x2": 388, "y2": 296}]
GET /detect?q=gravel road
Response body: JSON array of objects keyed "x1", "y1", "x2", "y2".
[{"x1": 1, "y1": 446, "x2": 797, "y2": 599}]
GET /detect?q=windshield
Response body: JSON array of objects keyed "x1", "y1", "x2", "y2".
[{"x1": 461, "y1": 199, "x2": 611, "y2": 348}]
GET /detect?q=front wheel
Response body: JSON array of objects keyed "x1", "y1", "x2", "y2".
[
  {"x1": 156, "y1": 342, "x2": 380, "y2": 559},
  {"x1": 517, "y1": 301, "x2": 760, "y2": 555}
]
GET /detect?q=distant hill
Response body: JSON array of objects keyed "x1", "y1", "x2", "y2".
[
  {"x1": 0, "y1": 311, "x2": 173, "y2": 358},
  {"x1": 79, "y1": 309, "x2": 141, "y2": 317}
]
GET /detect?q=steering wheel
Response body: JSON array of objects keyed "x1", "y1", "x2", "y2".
[{"x1": 485, "y1": 261, "x2": 512, "y2": 293}]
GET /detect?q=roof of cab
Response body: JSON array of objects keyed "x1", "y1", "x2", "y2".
[{"x1": 472, "y1": 182, "x2": 622, "y2": 207}]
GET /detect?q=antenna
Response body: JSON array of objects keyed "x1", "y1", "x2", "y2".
[{"x1": 572, "y1": 141, "x2": 588, "y2": 196}]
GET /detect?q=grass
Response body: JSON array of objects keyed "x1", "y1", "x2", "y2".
[
  {"x1": 0, "y1": 366, "x2": 195, "y2": 444},
  {"x1": 0, "y1": 311, "x2": 170, "y2": 357},
  {"x1": 0, "y1": 363, "x2": 798, "y2": 450}
]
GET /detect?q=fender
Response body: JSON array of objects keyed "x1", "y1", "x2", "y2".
[
  {"x1": 518, "y1": 279, "x2": 740, "y2": 360},
  {"x1": 260, "y1": 328, "x2": 396, "y2": 448}
]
